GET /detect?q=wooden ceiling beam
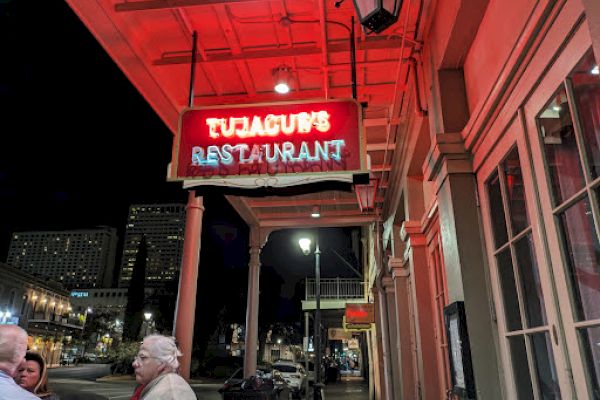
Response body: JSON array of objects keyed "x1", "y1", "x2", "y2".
[
  {"x1": 154, "y1": 37, "x2": 407, "y2": 66},
  {"x1": 260, "y1": 214, "x2": 380, "y2": 228},
  {"x1": 225, "y1": 196, "x2": 259, "y2": 226},
  {"x1": 247, "y1": 197, "x2": 384, "y2": 208},
  {"x1": 371, "y1": 164, "x2": 392, "y2": 172},
  {"x1": 366, "y1": 142, "x2": 396, "y2": 151},
  {"x1": 193, "y1": 83, "x2": 399, "y2": 105},
  {"x1": 363, "y1": 117, "x2": 399, "y2": 127}
]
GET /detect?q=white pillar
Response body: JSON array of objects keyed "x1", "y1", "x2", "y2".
[{"x1": 244, "y1": 226, "x2": 270, "y2": 377}]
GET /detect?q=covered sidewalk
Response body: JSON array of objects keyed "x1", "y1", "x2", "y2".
[{"x1": 63, "y1": 0, "x2": 600, "y2": 398}]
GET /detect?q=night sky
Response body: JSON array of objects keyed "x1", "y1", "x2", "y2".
[
  {"x1": 0, "y1": 0, "x2": 361, "y2": 308},
  {"x1": 0, "y1": 0, "x2": 186, "y2": 259}
]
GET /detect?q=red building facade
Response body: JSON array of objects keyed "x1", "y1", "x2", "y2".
[{"x1": 372, "y1": 0, "x2": 600, "y2": 398}]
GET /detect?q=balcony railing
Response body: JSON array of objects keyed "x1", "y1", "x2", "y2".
[{"x1": 305, "y1": 278, "x2": 365, "y2": 300}]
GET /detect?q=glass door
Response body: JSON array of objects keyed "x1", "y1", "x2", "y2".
[
  {"x1": 478, "y1": 121, "x2": 571, "y2": 399},
  {"x1": 524, "y1": 47, "x2": 600, "y2": 399}
]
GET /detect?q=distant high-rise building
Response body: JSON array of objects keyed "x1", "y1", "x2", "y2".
[
  {"x1": 119, "y1": 204, "x2": 186, "y2": 288},
  {"x1": 6, "y1": 227, "x2": 118, "y2": 289}
]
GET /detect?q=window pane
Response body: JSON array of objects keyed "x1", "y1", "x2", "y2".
[
  {"x1": 579, "y1": 326, "x2": 600, "y2": 398},
  {"x1": 497, "y1": 249, "x2": 522, "y2": 331},
  {"x1": 515, "y1": 235, "x2": 547, "y2": 328},
  {"x1": 537, "y1": 86, "x2": 585, "y2": 204},
  {"x1": 509, "y1": 336, "x2": 534, "y2": 400},
  {"x1": 503, "y1": 147, "x2": 530, "y2": 234},
  {"x1": 530, "y1": 332, "x2": 561, "y2": 399},
  {"x1": 571, "y1": 50, "x2": 600, "y2": 179},
  {"x1": 557, "y1": 197, "x2": 600, "y2": 321},
  {"x1": 488, "y1": 171, "x2": 509, "y2": 248}
]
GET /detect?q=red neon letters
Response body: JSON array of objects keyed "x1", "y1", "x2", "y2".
[{"x1": 206, "y1": 111, "x2": 331, "y2": 139}]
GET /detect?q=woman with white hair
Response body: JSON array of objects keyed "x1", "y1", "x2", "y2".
[{"x1": 131, "y1": 334, "x2": 196, "y2": 400}]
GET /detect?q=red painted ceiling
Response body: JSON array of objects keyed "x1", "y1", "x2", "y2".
[{"x1": 65, "y1": 0, "x2": 423, "y2": 228}]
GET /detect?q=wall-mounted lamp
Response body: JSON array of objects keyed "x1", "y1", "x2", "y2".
[
  {"x1": 354, "y1": 155, "x2": 378, "y2": 212},
  {"x1": 351, "y1": 0, "x2": 402, "y2": 34},
  {"x1": 355, "y1": 178, "x2": 378, "y2": 212},
  {"x1": 592, "y1": 65, "x2": 599, "y2": 75},
  {"x1": 273, "y1": 65, "x2": 292, "y2": 94}
]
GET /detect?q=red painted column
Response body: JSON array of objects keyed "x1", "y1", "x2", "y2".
[{"x1": 174, "y1": 192, "x2": 204, "y2": 380}]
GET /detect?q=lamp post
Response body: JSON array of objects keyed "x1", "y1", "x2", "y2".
[{"x1": 298, "y1": 232, "x2": 322, "y2": 400}]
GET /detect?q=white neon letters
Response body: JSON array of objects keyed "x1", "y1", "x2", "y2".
[{"x1": 191, "y1": 140, "x2": 345, "y2": 166}]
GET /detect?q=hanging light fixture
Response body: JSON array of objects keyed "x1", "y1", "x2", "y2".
[
  {"x1": 355, "y1": 178, "x2": 378, "y2": 212},
  {"x1": 351, "y1": 0, "x2": 403, "y2": 34},
  {"x1": 354, "y1": 155, "x2": 378, "y2": 212},
  {"x1": 273, "y1": 65, "x2": 292, "y2": 94}
]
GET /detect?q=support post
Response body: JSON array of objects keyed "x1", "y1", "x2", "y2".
[
  {"x1": 173, "y1": 192, "x2": 204, "y2": 380},
  {"x1": 391, "y1": 258, "x2": 417, "y2": 400},
  {"x1": 314, "y1": 230, "x2": 322, "y2": 395},
  {"x1": 305, "y1": 312, "x2": 310, "y2": 400},
  {"x1": 243, "y1": 227, "x2": 262, "y2": 377},
  {"x1": 377, "y1": 277, "x2": 395, "y2": 400},
  {"x1": 188, "y1": 31, "x2": 198, "y2": 107},
  {"x1": 350, "y1": 16, "x2": 357, "y2": 100},
  {"x1": 383, "y1": 277, "x2": 402, "y2": 400}
]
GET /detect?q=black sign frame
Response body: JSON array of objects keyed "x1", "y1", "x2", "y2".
[{"x1": 444, "y1": 301, "x2": 476, "y2": 399}]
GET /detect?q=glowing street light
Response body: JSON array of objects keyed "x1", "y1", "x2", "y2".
[{"x1": 298, "y1": 232, "x2": 323, "y2": 399}]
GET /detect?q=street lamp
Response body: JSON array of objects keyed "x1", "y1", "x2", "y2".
[
  {"x1": 144, "y1": 312, "x2": 153, "y2": 337},
  {"x1": 298, "y1": 232, "x2": 323, "y2": 400}
]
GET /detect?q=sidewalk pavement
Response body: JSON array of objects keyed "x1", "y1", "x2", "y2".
[
  {"x1": 322, "y1": 377, "x2": 368, "y2": 400},
  {"x1": 96, "y1": 374, "x2": 223, "y2": 385}
]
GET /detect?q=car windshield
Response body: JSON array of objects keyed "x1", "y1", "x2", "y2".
[{"x1": 274, "y1": 365, "x2": 297, "y2": 373}]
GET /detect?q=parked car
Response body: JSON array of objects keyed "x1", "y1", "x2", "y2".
[
  {"x1": 272, "y1": 361, "x2": 306, "y2": 398},
  {"x1": 219, "y1": 370, "x2": 292, "y2": 400},
  {"x1": 60, "y1": 355, "x2": 75, "y2": 366},
  {"x1": 221, "y1": 367, "x2": 272, "y2": 391},
  {"x1": 296, "y1": 360, "x2": 315, "y2": 385}
]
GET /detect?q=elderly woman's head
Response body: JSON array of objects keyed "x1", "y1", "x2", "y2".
[{"x1": 132, "y1": 335, "x2": 182, "y2": 385}]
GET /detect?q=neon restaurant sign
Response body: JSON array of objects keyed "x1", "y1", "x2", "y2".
[{"x1": 169, "y1": 99, "x2": 366, "y2": 187}]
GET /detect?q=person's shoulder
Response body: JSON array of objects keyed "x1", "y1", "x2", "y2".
[
  {"x1": 164, "y1": 374, "x2": 196, "y2": 397},
  {"x1": 145, "y1": 374, "x2": 196, "y2": 400},
  {"x1": 0, "y1": 379, "x2": 40, "y2": 400},
  {"x1": 165, "y1": 373, "x2": 187, "y2": 382}
]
